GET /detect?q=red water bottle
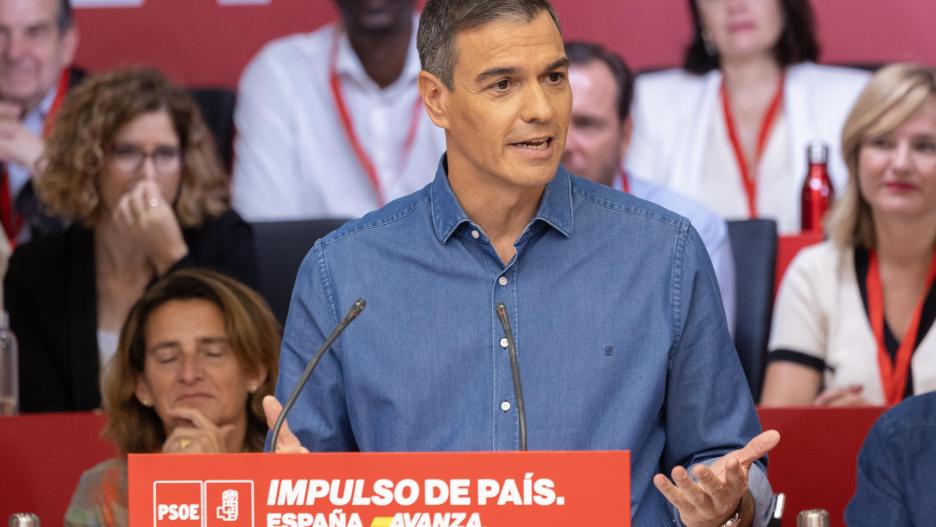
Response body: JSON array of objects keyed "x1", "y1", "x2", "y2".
[{"x1": 801, "y1": 141, "x2": 834, "y2": 234}]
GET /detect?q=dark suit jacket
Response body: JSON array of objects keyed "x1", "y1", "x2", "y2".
[
  {"x1": 10, "y1": 66, "x2": 88, "y2": 239},
  {"x1": 4, "y1": 209, "x2": 258, "y2": 412}
]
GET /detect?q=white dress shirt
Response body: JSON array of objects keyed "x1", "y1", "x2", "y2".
[{"x1": 232, "y1": 16, "x2": 446, "y2": 221}]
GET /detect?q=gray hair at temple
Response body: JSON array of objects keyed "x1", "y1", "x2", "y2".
[
  {"x1": 58, "y1": 0, "x2": 74, "y2": 32},
  {"x1": 417, "y1": 0, "x2": 561, "y2": 90}
]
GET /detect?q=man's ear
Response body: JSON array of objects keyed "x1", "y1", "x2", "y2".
[
  {"x1": 620, "y1": 115, "x2": 634, "y2": 161},
  {"x1": 418, "y1": 70, "x2": 451, "y2": 130},
  {"x1": 60, "y1": 26, "x2": 79, "y2": 68}
]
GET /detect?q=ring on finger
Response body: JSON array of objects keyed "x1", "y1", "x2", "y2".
[
  {"x1": 148, "y1": 197, "x2": 159, "y2": 209},
  {"x1": 179, "y1": 438, "x2": 191, "y2": 449}
]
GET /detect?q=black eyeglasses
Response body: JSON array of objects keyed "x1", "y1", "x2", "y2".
[{"x1": 109, "y1": 143, "x2": 183, "y2": 174}]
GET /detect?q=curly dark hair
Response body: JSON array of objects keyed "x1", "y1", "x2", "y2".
[{"x1": 37, "y1": 67, "x2": 229, "y2": 228}]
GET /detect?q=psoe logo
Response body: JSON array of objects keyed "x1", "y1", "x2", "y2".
[
  {"x1": 154, "y1": 480, "x2": 254, "y2": 527},
  {"x1": 217, "y1": 489, "x2": 239, "y2": 521}
]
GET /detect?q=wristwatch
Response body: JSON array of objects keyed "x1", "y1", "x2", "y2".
[{"x1": 720, "y1": 509, "x2": 742, "y2": 527}]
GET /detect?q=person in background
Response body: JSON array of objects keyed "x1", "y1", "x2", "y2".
[
  {"x1": 0, "y1": 227, "x2": 7, "y2": 309},
  {"x1": 761, "y1": 64, "x2": 936, "y2": 407},
  {"x1": 0, "y1": 0, "x2": 81, "y2": 244},
  {"x1": 4, "y1": 68, "x2": 258, "y2": 412},
  {"x1": 845, "y1": 391, "x2": 936, "y2": 524},
  {"x1": 231, "y1": 0, "x2": 445, "y2": 221},
  {"x1": 64, "y1": 269, "x2": 279, "y2": 526},
  {"x1": 562, "y1": 40, "x2": 736, "y2": 333},
  {"x1": 627, "y1": 0, "x2": 869, "y2": 234}
]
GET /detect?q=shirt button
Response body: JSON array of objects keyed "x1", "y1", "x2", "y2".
[
  {"x1": 499, "y1": 337, "x2": 509, "y2": 349},
  {"x1": 498, "y1": 276, "x2": 508, "y2": 286},
  {"x1": 471, "y1": 230, "x2": 480, "y2": 239},
  {"x1": 500, "y1": 401, "x2": 511, "y2": 412}
]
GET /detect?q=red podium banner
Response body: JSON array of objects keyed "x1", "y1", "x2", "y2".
[{"x1": 129, "y1": 450, "x2": 630, "y2": 527}]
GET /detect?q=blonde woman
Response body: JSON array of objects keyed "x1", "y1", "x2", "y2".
[{"x1": 762, "y1": 64, "x2": 936, "y2": 406}]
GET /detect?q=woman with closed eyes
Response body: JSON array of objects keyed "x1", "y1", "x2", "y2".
[{"x1": 65, "y1": 269, "x2": 279, "y2": 526}]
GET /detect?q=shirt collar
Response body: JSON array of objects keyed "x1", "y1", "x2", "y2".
[
  {"x1": 333, "y1": 13, "x2": 421, "y2": 89},
  {"x1": 28, "y1": 75, "x2": 60, "y2": 123},
  {"x1": 430, "y1": 155, "x2": 574, "y2": 243}
]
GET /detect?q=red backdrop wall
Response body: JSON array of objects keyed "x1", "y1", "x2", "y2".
[{"x1": 73, "y1": 0, "x2": 935, "y2": 88}]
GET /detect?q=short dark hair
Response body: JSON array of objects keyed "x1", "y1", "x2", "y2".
[
  {"x1": 417, "y1": 0, "x2": 561, "y2": 90},
  {"x1": 565, "y1": 41, "x2": 634, "y2": 123},
  {"x1": 57, "y1": 0, "x2": 73, "y2": 32},
  {"x1": 683, "y1": 0, "x2": 819, "y2": 74}
]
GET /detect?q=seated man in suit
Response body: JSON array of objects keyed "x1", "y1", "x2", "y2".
[
  {"x1": 562, "y1": 40, "x2": 736, "y2": 333},
  {"x1": 0, "y1": 0, "x2": 80, "y2": 244}
]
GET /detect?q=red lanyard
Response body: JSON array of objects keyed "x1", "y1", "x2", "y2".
[
  {"x1": 0, "y1": 68, "x2": 70, "y2": 245},
  {"x1": 866, "y1": 249, "x2": 936, "y2": 405},
  {"x1": 720, "y1": 73, "x2": 785, "y2": 218},
  {"x1": 329, "y1": 30, "x2": 423, "y2": 207},
  {"x1": 618, "y1": 170, "x2": 630, "y2": 194},
  {"x1": 0, "y1": 173, "x2": 19, "y2": 244},
  {"x1": 43, "y1": 68, "x2": 70, "y2": 137}
]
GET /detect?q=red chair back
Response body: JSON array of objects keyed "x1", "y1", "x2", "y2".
[
  {"x1": 758, "y1": 406, "x2": 885, "y2": 526},
  {"x1": 0, "y1": 413, "x2": 116, "y2": 523}
]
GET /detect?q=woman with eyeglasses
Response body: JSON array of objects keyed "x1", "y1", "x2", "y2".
[{"x1": 4, "y1": 68, "x2": 257, "y2": 413}]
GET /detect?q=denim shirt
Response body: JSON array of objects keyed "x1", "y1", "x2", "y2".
[
  {"x1": 277, "y1": 159, "x2": 773, "y2": 525},
  {"x1": 846, "y1": 392, "x2": 936, "y2": 525}
]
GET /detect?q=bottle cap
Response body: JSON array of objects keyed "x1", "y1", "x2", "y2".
[
  {"x1": 772, "y1": 493, "x2": 786, "y2": 519},
  {"x1": 807, "y1": 141, "x2": 829, "y2": 164},
  {"x1": 796, "y1": 509, "x2": 829, "y2": 527},
  {"x1": 8, "y1": 513, "x2": 39, "y2": 527}
]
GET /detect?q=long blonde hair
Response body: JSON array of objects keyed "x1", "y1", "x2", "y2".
[{"x1": 828, "y1": 63, "x2": 936, "y2": 249}]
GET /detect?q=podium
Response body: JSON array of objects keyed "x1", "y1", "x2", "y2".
[{"x1": 129, "y1": 450, "x2": 630, "y2": 526}]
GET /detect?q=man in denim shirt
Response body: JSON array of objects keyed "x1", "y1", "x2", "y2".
[
  {"x1": 266, "y1": 1, "x2": 779, "y2": 525},
  {"x1": 846, "y1": 392, "x2": 936, "y2": 525}
]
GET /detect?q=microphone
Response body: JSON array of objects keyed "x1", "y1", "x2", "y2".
[
  {"x1": 495, "y1": 302, "x2": 527, "y2": 451},
  {"x1": 270, "y1": 298, "x2": 367, "y2": 450}
]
